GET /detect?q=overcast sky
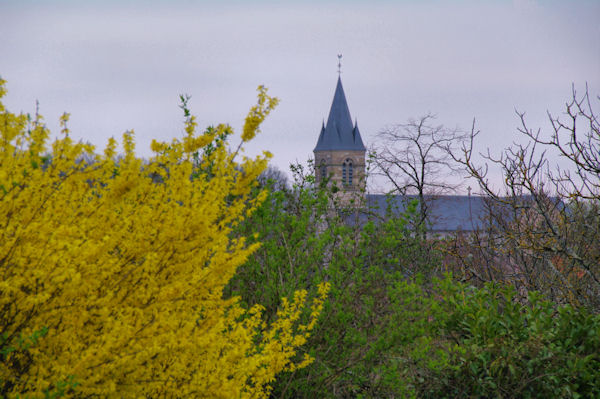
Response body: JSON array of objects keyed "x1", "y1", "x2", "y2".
[{"x1": 1, "y1": 0, "x2": 599, "y2": 192}]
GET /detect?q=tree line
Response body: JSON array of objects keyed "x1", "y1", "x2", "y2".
[{"x1": 1, "y1": 76, "x2": 598, "y2": 397}]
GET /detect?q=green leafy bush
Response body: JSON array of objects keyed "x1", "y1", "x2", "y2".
[
  {"x1": 389, "y1": 278, "x2": 600, "y2": 398},
  {"x1": 228, "y1": 167, "x2": 441, "y2": 397},
  {"x1": 229, "y1": 166, "x2": 599, "y2": 398}
]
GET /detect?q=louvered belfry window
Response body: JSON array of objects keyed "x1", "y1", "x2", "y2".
[
  {"x1": 320, "y1": 160, "x2": 327, "y2": 182},
  {"x1": 342, "y1": 159, "x2": 353, "y2": 186},
  {"x1": 348, "y1": 160, "x2": 353, "y2": 185}
]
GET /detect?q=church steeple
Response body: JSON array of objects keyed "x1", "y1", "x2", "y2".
[
  {"x1": 314, "y1": 77, "x2": 366, "y2": 152},
  {"x1": 314, "y1": 74, "x2": 366, "y2": 204}
]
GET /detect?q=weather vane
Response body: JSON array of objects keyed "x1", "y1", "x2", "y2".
[{"x1": 337, "y1": 54, "x2": 342, "y2": 75}]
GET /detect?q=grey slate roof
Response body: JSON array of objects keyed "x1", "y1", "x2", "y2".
[
  {"x1": 314, "y1": 77, "x2": 366, "y2": 152},
  {"x1": 366, "y1": 194, "x2": 489, "y2": 232}
]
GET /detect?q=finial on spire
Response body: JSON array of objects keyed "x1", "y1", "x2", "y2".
[{"x1": 337, "y1": 54, "x2": 342, "y2": 75}]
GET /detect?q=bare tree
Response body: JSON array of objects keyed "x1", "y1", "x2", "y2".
[
  {"x1": 371, "y1": 113, "x2": 466, "y2": 235},
  {"x1": 257, "y1": 165, "x2": 289, "y2": 191},
  {"x1": 449, "y1": 86, "x2": 600, "y2": 310}
]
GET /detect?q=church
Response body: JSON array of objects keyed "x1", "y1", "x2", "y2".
[{"x1": 313, "y1": 76, "x2": 487, "y2": 234}]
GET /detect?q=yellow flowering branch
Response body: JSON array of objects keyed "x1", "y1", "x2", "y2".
[{"x1": 0, "y1": 79, "x2": 325, "y2": 398}]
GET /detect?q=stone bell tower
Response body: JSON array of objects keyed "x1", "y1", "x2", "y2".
[{"x1": 313, "y1": 75, "x2": 366, "y2": 206}]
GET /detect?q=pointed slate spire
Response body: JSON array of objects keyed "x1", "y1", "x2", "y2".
[
  {"x1": 314, "y1": 77, "x2": 366, "y2": 152},
  {"x1": 352, "y1": 120, "x2": 365, "y2": 149}
]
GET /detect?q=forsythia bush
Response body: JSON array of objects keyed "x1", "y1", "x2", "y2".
[{"x1": 0, "y1": 79, "x2": 329, "y2": 398}]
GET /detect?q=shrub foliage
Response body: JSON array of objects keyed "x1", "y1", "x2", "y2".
[
  {"x1": 0, "y1": 80, "x2": 328, "y2": 398},
  {"x1": 231, "y1": 168, "x2": 599, "y2": 398},
  {"x1": 1, "y1": 75, "x2": 597, "y2": 398}
]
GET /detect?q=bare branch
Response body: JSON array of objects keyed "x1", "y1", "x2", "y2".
[{"x1": 447, "y1": 85, "x2": 600, "y2": 310}]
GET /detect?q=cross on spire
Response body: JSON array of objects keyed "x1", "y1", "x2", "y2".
[{"x1": 337, "y1": 54, "x2": 342, "y2": 75}]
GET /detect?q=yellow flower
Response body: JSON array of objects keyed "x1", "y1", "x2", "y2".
[
  {"x1": 0, "y1": 79, "x2": 326, "y2": 398},
  {"x1": 242, "y1": 86, "x2": 279, "y2": 142}
]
